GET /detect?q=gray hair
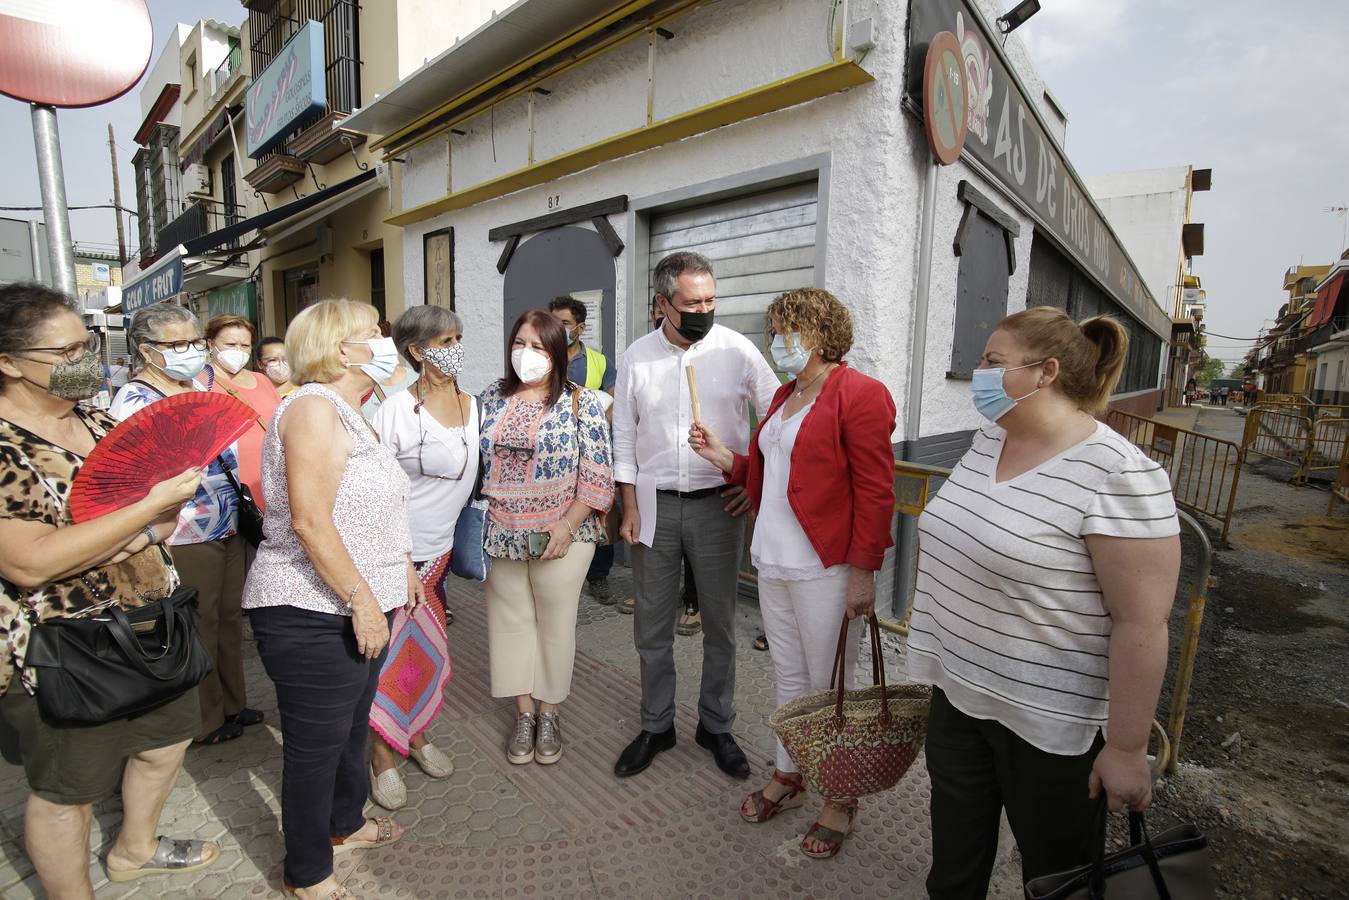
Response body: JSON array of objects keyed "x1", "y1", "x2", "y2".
[
  {"x1": 653, "y1": 251, "x2": 714, "y2": 302},
  {"x1": 393, "y1": 304, "x2": 464, "y2": 373},
  {"x1": 127, "y1": 303, "x2": 199, "y2": 368}
]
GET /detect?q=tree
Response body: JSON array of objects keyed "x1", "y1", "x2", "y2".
[{"x1": 1197, "y1": 357, "x2": 1225, "y2": 384}]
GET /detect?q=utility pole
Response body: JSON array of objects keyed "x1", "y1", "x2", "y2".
[
  {"x1": 30, "y1": 104, "x2": 77, "y2": 300},
  {"x1": 108, "y1": 123, "x2": 126, "y2": 267}
]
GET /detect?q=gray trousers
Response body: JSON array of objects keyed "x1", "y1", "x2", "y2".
[{"x1": 632, "y1": 492, "x2": 745, "y2": 733}]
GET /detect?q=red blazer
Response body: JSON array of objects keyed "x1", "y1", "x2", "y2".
[{"x1": 727, "y1": 363, "x2": 897, "y2": 571}]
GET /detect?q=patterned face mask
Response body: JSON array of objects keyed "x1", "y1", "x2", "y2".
[
  {"x1": 41, "y1": 351, "x2": 104, "y2": 400},
  {"x1": 422, "y1": 344, "x2": 465, "y2": 378}
]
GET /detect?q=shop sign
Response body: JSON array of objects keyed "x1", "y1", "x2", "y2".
[
  {"x1": 905, "y1": 0, "x2": 1170, "y2": 338},
  {"x1": 245, "y1": 20, "x2": 326, "y2": 158},
  {"x1": 207, "y1": 281, "x2": 257, "y2": 321},
  {"x1": 121, "y1": 249, "x2": 183, "y2": 313}
]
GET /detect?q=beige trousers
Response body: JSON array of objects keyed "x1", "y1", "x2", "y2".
[{"x1": 484, "y1": 544, "x2": 595, "y2": 704}]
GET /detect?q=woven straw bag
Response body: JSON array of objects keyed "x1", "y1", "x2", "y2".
[{"x1": 769, "y1": 614, "x2": 930, "y2": 800}]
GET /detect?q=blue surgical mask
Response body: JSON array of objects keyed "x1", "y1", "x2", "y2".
[
  {"x1": 344, "y1": 336, "x2": 399, "y2": 383},
  {"x1": 770, "y1": 333, "x2": 812, "y2": 375},
  {"x1": 971, "y1": 361, "x2": 1043, "y2": 422},
  {"x1": 157, "y1": 346, "x2": 208, "y2": 382}
]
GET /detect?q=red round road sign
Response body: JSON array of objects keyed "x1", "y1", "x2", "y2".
[
  {"x1": 923, "y1": 31, "x2": 968, "y2": 166},
  {"x1": 0, "y1": 0, "x2": 153, "y2": 108}
]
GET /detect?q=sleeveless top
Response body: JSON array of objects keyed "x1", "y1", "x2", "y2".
[{"x1": 242, "y1": 383, "x2": 412, "y2": 616}]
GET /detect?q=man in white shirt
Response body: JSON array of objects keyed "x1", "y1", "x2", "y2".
[{"x1": 611, "y1": 251, "x2": 780, "y2": 780}]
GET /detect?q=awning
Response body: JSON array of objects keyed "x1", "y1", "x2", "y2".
[
  {"x1": 183, "y1": 168, "x2": 379, "y2": 256},
  {"x1": 119, "y1": 245, "x2": 252, "y2": 313},
  {"x1": 1307, "y1": 272, "x2": 1345, "y2": 328}
]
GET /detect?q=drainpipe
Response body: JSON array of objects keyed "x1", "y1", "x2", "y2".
[{"x1": 894, "y1": 159, "x2": 940, "y2": 615}]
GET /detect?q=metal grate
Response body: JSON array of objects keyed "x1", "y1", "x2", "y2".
[{"x1": 248, "y1": 0, "x2": 360, "y2": 117}]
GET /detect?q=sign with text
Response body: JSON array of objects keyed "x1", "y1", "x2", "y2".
[
  {"x1": 245, "y1": 20, "x2": 326, "y2": 158},
  {"x1": 905, "y1": 0, "x2": 1170, "y2": 339},
  {"x1": 121, "y1": 249, "x2": 183, "y2": 313}
]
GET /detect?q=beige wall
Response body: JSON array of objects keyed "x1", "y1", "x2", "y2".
[{"x1": 393, "y1": 0, "x2": 498, "y2": 81}]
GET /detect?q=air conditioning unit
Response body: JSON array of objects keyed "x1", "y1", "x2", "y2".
[{"x1": 184, "y1": 163, "x2": 212, "y2": 198}]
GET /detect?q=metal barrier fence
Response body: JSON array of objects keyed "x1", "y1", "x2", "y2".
[
  {"x1": 1253, "y1": 398, "x2": 1349, "y2": 422},
  {"x1": 1242, "y1": 406, "x2": 1314, "y2": 479},
  {"x1": 1308, "y1": 418, "x2": 1349, "y2": 480},
  {"x1": 1106, "y1": 410, "x2": 1243, "y2": 542},
  {"x1": 1329, "y1": 433, "x2": 1349, "y2": 516},
  {"x1": 876, "y1": 461, "x2": 1212, "y2": 775}
]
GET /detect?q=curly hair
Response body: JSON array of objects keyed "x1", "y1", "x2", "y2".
[{"x1": 766, "y1": 288, "x2": 853, "y2": 363}]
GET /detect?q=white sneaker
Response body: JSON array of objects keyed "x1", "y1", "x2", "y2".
[
  {"x1": 409, "y1": 741, "x2": 455, "y2": 779},
  {"x1": 369, "y1": 763, "x2": 407, "y2": 810}
]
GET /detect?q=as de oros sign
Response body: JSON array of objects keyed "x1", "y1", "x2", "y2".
[{"x1": 245, "y1": 20, "x2": 326, "y2": 158}]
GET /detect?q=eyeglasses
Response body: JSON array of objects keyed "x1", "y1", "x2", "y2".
[
  {"x1": 416, "y1": 410, "x2": 470, "y2": 481},
  {"x1": 493, "y1": 444, "x2": 535, "y2": 463},
  {"x1": 20, "y1": 335, "x2": 101, "y2": 363},
  {"x1": 147, "y1": 338, "x2": 208, "y2": 353}
]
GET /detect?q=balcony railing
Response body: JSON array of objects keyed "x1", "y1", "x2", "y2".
[
  {"x1": 207, "y1": 43, "x2": 243, "y2": 101},
  {"x1": 157, "y1": 198, "x2": 245, "y2": 252}
]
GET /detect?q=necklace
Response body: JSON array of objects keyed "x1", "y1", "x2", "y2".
[{"x1": 794, "y1": 364, "x2": 834, "y2": 398}]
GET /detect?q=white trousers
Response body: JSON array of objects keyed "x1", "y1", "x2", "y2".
[
  {"x1": 484, "y1": 544, "x2": 595, "y2": 705},
  {"x1": 759, "y1": 570, "x2": 862, "y2": 773}
]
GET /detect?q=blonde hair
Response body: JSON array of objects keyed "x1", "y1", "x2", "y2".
[
  {"x1": 767, "y1": 288, "x2": 853, "y2": 363},
  {"x1": 997, "y1": 306, "x2": 1128, "y2": 415},
  {"x1": 286, "y1": 299, "x2": 379, "y2": 386}
]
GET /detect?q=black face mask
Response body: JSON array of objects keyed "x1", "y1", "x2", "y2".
[{"x1": 672, "y1": 308, "x2": 714, "y2": 343}]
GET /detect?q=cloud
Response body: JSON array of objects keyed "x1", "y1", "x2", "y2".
[{"x1": 1017, "y1": 0, "x2": 1129, "y2": 67}]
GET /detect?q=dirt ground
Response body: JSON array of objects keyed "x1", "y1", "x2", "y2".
[{"x1": 1143, "y1": 406, "x2": 1349, "y2": 899}]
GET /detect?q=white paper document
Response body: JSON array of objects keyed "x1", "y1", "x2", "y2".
[{"x1": 635, "y1": 473, "x2": 658, "y2": 548}]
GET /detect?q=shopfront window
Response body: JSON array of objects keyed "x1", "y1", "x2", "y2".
[{"x1": 283, "y1": 265, "x2": 320, "y2": 324}]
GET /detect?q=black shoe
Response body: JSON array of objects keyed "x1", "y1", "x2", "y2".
[
  {"x1": 695, "y1": 722, "x2": 751, "y2": 780},
  {"x1": 614, "y1": 727, "x2": 676, "y2": 778},
  {"x1": 589, "y1": 578, "x2": 616, "y2": 605}
]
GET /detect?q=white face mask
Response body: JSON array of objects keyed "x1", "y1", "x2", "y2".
[
  {"x1": 263, "y1": 359, "x2": 291, "y2": 384},
  {"x1": 215, "y1": 348, "x2": 250, "y2": 374},
  {"x1": 511, "y1": 346, "x2": 552, "y2": 384}
]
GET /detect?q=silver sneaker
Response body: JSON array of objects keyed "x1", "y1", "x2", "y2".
[
  {"x1": 536, "y1": 711, "x2": 563, "y2": 764},
  {"x1": 507, "y1": 712, "x2": 536, "y2": 765}
]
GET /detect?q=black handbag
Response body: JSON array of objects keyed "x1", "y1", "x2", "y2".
[
  {"x1": 1024, "y1": 799, "x2": 1215, "y2": 900},
  {"x1": 222, "y1": 463, "x2": 264, "y2": 548},
  {"x1": 23, "y1": 585, "x2": 214, "y2": 724}
]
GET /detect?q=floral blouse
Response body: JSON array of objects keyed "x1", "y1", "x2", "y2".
[
  {"x1": 478, "y1": 381, "x2": 615, "y2": 561},
  {"x1": 0, "y1": 410, "x2": 177, "y2": 695}
]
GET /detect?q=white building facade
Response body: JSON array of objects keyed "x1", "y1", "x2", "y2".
[{"x1": 344, "y1": 0, "x2": 1173, "y2": 611}]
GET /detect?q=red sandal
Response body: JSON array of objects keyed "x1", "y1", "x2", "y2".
[
  {"x1": 801, "y1": 798, "x2": 858, "y2": 859},
  {"x1": 740, "y1": 770, "x2": 806, "y2": 823}
]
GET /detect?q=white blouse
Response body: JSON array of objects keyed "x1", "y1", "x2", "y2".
[
  {"x1": 750, "y1": 401, "x2": 844, "y2": 582},
  {"x1": 372, "y1": 389, "x2": 480, "y2": 563}
]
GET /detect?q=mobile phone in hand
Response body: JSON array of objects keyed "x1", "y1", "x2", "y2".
[{"x1": 528, "y1": 531, "x2": 550, "y2": 558}]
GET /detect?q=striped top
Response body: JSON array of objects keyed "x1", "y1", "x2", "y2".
[{"x1": 906, "y1": 420, "x2": 1179, "y2": 755}]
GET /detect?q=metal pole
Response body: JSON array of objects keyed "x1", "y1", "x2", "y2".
[
  {"x1": 27, "y1": 219, "x2": 43, "y2": 283},
  {"x1": 30, "y1": 104, "x2": 78, "y2": 302},
  {"x1": 894, "y1": 159, "x2": 941, "y2": 616},
  {"x1": 107, "y1": 123, "x2": 127, "y2": 267}
]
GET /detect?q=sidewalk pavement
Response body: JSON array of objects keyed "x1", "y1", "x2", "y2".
[{"x1": 0, "y1": 569, "x2": 961, "y2": 899}]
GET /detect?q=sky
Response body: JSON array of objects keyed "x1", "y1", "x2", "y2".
[
  {"x1": 2, "y1": 0, "x2": 1346, "y2": 372},
  {"x1": 1017, "y1": 0, "x2": 1349, "y2": 370}
]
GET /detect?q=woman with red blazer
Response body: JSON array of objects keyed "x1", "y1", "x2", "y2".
[{"x1": 689, "y1": 288, "x2": 896, "y2": 860}]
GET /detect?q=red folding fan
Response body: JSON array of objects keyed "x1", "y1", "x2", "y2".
[{"x1": 69, "y1": 392, "x2": 255, "y2": 522}]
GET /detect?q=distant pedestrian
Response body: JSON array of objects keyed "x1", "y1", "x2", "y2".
[
  {"x1": 1220, "y1": 386, "x2": 1230, "y2": 406},
  {"x1": 479, "y1": 310, "x2": 614, "y2": 767},
  {"x1": 910, "y1": 306, "x2": 1181, "y2": 898},
  {"x1": 548, "y1": 295, "x2": 619, "y2": 606},
  {"x1": 612, "y1": 251, "x2": 779, "y2": 782},
  {"x1": 107, "y1": 354, "x2": 130, "y2": 388},
  {"x1": 1184, "y1": 377, "x2": 1197, "y2": 407}
]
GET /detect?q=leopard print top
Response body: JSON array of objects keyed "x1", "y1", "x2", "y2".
[{"x1": 0, "y1": 408, "x2": 177, "y2": 695}]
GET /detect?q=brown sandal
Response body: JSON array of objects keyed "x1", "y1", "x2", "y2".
[
  {"x1": 331, "y1": 816, "x2": 402, "y2": 853},
  {"x1": 283, "y1": 884, "x2": 354, "y2": 899},
  {"x1": 740, "y1": 770, "x2": 806, "y2": 823},
  {"x1": 801, "y1": 799, "x2": 858, "y2": 859}
]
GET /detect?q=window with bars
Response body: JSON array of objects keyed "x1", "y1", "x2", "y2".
[{"x1": 248, "y1": 0, "x2": 361, "y2": 153}]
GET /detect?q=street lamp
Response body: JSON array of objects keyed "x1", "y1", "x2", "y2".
[{"x1": 997, "y1": 0, "x2": 1042, "y2": 34}]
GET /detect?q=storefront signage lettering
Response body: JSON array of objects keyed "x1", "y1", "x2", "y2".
[
  {"x1": 245, "y1": 20, "x2": 326, "y2": 158},
  {"x1": 906, "y1": 0, "x2": 1170, "y2": 338},
  {"x1": 121, "y1": 251, "x2": 183, "y2": 313}
]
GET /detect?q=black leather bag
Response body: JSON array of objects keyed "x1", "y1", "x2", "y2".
[
  {"x1": 222, "y1": 464, "x2": 264, "y2": 548},
  {"x1": 1024, "y1": 800, "x2": 1215, "y2": 900},
  {"x1": 24, "y1": 585, "x2": 214, "y2": 724}
]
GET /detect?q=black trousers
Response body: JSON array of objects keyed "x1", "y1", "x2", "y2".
[
  {"x1": 925, "y1": 688, "x2": 1103, "y2": 900},
  {"x1": 249, "y1": 605, "x2": 392, "y2": 889}
]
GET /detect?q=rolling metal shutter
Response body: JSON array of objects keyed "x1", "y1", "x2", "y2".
[{"x1": 647, "y1": 180, "x2": 819, "y2": 360}]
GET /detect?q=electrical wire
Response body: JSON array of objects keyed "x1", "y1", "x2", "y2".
[{"x1": 0, "y1": 204, "x2": 137, "y2": 215}]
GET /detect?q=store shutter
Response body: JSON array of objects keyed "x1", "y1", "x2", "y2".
[{"x1": 647, "y1": 180, "x2": 818, "y2": 362}]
